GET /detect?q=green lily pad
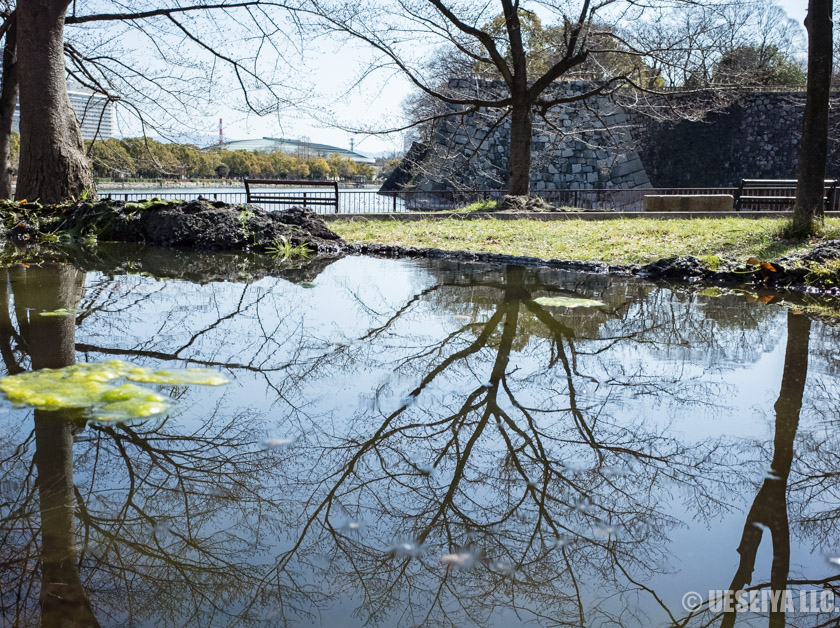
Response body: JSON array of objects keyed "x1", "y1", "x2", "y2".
[
  {"x1": 39, "y1": 308, "x2": 79, "y2": 317},
  {"x1": 533, "y1": 296, "x2": 605, "y2": 309},
  {"x1": 0, "y1": 360, "x2": 228, "y2": 422}
]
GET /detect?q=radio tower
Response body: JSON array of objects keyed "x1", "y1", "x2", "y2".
[{"x1": 219, "y1": 118, "x2": 224, "y2": 146}]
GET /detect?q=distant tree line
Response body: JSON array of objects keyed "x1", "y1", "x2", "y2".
[{"x1": 76, "y1": 137, "x2": 377, "y2": 182}]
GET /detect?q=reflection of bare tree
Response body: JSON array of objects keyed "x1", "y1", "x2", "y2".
[
  {"x1": 721, "y1": 312, "x2": 811, "y2": 628},
  {"x1": 242, "y1": 264, "x2": 746, "y2": 627},
  {"x1": 7, "y1": 264, "x2": 99, "y2": 627},
  {"x1": 677, "y1": 313, "x2": 840, "y2": 628},
  {"x1": 0, "y1": 263, "x2": 312, "y2": 626},
  {"x1": 0, "y1": 253, "x2": 835, "y2": 627}
]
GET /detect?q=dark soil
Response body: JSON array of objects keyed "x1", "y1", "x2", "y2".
[
  {"x1": 2, "y1": 199, "x2": 344, "y2": 253},
  {"x1": 799, "y1": 239, "x2": 840, "y2": 264},
  {"x1": 487, "y1": 195, "x2": 600, "y2": 213},
  {"x1": 348, "y1": 243, "x2": 840, "y2": 295}
]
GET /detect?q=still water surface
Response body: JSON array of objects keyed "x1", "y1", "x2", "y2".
[{"x1": 0, "y1": 248, "x2": 838, "y2": 627}]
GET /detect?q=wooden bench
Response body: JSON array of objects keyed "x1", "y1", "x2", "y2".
[
  {"x1": 244, "y1": 179, "x2": 339, "y2": 213},
  {"x1": 734, "y1": 179, "x2": 838, "y2": 212}
]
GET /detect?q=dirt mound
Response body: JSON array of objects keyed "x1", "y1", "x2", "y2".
[
  {"x1": 5, "y1": 199, "x2": 344, "y2": 253},
  {"x1": 498, "y1": 195, "x2": 597, "y2": 213},
  {"x1": 800, "y1": 240, "x2": 840, "y2": 264},
  {"x1": 500, "y1": 195, "x2": 556, "y2": 212}
]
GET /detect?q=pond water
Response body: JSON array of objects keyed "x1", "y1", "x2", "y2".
[{"x1": 0, "y1": 247, "x2": 839, "y2": 627}]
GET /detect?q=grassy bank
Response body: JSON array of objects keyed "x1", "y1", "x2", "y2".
[{"x1": 332, "y1": 217, "x2": 840, "y2": 265}]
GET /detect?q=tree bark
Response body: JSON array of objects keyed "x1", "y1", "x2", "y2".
[
  {"x1": 793, "y1": 0, "x2": 833, "y2": 235},
  {"x1": 508, "y1": 97, "x2": 532, "y2": 196},
  {"x1": 0, "y1": 13, "x2": 18, "y2": 199},
  {"x1": 15, "y1": 0, "x2": 96, "y2": 204}
]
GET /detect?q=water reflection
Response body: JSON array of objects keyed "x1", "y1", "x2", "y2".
[{"x1": 0, "y1": 249, "x2": 836, "y2": 626}]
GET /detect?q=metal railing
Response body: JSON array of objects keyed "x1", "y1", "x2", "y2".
[{"x1": 104, "y1": 185, "x2": 838, "y2": 214}]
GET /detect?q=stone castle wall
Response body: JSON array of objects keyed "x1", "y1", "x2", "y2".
[
  {"x1": 402, "y1": 80, "x2": 839, "y2": 192},
  {"x1": 413, "y1": 78, "x2": 650, "y2": 192},
  {"x1": 631, "y1": 92, "x2": 831, "y2": 188}
]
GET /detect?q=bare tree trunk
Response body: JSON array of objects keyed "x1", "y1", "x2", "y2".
[
  {"x1": 792, "y1": 0, "x2": 834, "y2": 235},
  {"x1": 15, "y1": 0, "x2": 95, "y2": 204},
  {"x1": 508, "y1": 97, "x2": 532, "y2": 196},
  {"x1": 0, "y1": 13, "x2": 17, "y2": 199}
]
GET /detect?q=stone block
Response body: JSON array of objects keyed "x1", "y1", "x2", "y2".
[
  {"x1": 611, "y1": 160, "x2": 636, "y2": 177},
  {"x1": 643, "y1": 195, "x2": 735, "y2": 213},
  {"x1": 632, "y1": 170, "x2": 650, "y2": 186}
]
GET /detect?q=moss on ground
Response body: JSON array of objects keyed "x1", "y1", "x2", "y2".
[{"x1": 332, "y1": 217, "x2": 840, "y2": 266}]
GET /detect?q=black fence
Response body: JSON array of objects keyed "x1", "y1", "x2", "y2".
[{"x1": 103, "y1": 185, "x2": 835, "y2": 214}]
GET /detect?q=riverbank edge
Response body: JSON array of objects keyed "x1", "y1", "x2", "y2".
[
  {"x1": 2, "y1": 198, "x2": 839, "y2": 299},
  {"x1": 344, "y1": 242, "x2": 840, "y2": 297}
]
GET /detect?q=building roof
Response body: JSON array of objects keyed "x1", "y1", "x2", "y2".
[{"x1": 215, "y1": 136, "x2": 375, "y2": 164}]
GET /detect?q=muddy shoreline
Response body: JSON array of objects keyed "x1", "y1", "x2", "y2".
[
  {"x1": 2, "y1": 199, "x2": 839, "y2": 296},
  {"x1": 345, "y1": 242, "x2": 840, "y2": 296}
]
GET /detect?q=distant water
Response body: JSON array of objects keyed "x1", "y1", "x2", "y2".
[{"x1": 98, "y1": 185, "x2": 401, "y2": 213}]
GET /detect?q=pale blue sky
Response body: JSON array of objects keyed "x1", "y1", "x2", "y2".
[
  {"x1": 113, "y1": 0, "x2": 811, "y2": 156},
  {"x1": 779, "y1": 0, "x2": 807, "y2": 24}
]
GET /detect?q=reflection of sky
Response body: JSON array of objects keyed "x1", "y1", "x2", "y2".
[{"x1": 0, "y1": 254, "x2": 837, "y2": 626}]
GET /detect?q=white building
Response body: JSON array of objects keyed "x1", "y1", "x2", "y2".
[
  {"x1": 217, "y1": 137, "x2": 375, "y2": 164},
  {"x1": 13, "y1": 83, "x2": 115, "y2": 140}
]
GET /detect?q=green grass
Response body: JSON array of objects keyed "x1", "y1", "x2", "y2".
[{"x1": 332, "y1": 217, "x2": 840, "y2": 265}]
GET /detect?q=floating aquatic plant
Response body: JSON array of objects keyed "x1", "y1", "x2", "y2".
[
  {"x1": 38, "y1": 308, "x2": 79, "y2": 317},
  {"x1": 0, "y1": 360, "x2": 228, "y2": 422},
  {"x1": 532, "y1": 296, "x2": 605, "y2": 309}
]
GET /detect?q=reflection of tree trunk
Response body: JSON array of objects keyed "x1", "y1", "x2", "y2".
[
  {"x1": 415, "y1": 266, "x2": 522, "y2": 545},
  {"x1": 34, "y1": 409, "x2": 98, "y2": 627},
  {"x1": 10, "y1": 265, "x2": 85, "y2": 369},
  {"x1": 10, "y1": 264, "x2": 98, "y2": 626},
  {"x1": 722, "y1": 312, "x2": 811, "y2": 628},
  {"x1": 0, "y1": 270, "x2": 23, "y2": 374}
]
